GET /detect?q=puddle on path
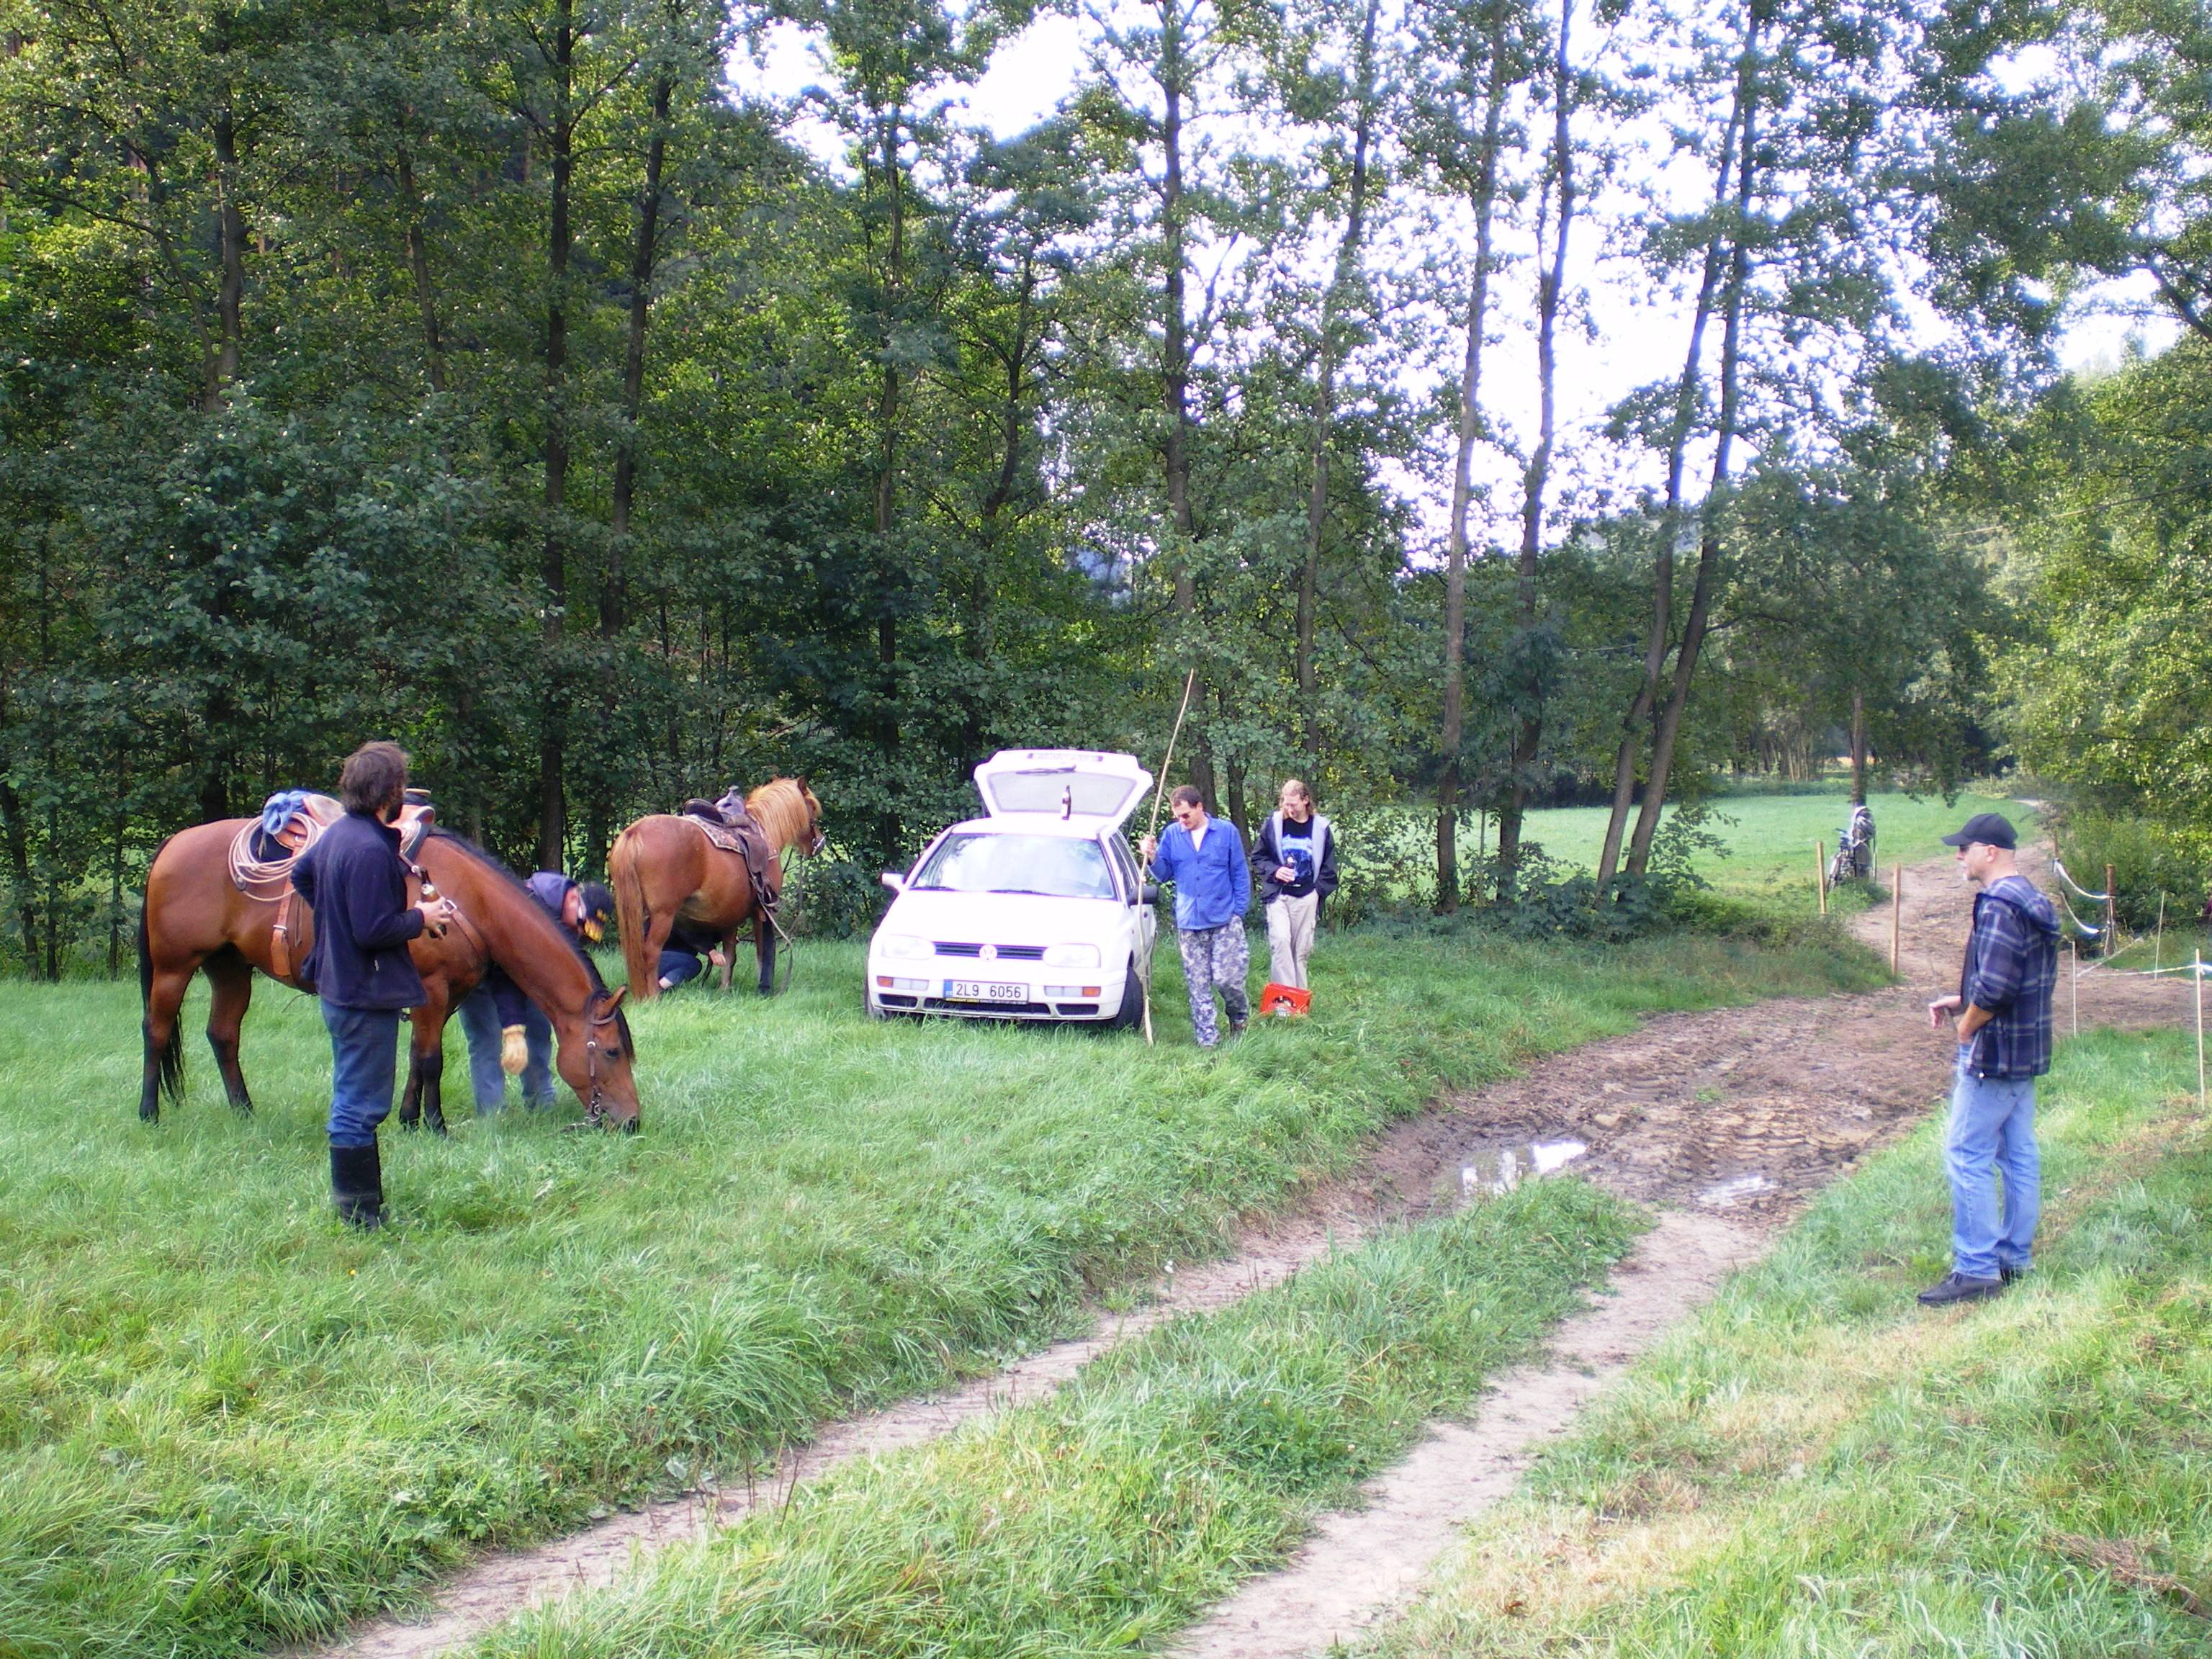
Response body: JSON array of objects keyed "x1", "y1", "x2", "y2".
[
  {"x1": 1695, "y1": 1172, "x2": 1775, "y2": 1208},
  {"x1": 1460, "y1": 1139, "x2": 1589, "y2": 1197}
]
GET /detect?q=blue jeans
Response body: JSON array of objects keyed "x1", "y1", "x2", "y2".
[
  {"x1": 455, "y1": 986, "x2": 554, "y2": 1113},
  {"x1": 1945, "y1": 1048, "x2": 2039, "y2": 1280},
  {"x1": 657, "y1": 948, "x2": 706, "y2": 989},
  {"x1": 322, "y1": 1001, "x2": 400, "y2": 1148}
]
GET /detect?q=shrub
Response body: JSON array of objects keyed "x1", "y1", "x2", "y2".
[{"x1": 2049, "y1": 807, "x2": 2208, "y2": 931}]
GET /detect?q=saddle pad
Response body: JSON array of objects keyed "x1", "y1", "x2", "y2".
[{"x1": 698, "y1": 819, "x2": 750, "y2": 857}]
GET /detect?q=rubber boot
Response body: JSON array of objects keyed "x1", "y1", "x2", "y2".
[{"x1": 331, "y1": 1141, "x2": 385, "y2": 1231}]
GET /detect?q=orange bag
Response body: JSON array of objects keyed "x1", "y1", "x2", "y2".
[{"x1": 1259, "y1": 982, "x2": 1310, "y2": 1018}]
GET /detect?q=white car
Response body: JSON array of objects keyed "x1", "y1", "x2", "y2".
[{"x1": 866, "y1": 749, "x2": 1161, "y2": 1027}]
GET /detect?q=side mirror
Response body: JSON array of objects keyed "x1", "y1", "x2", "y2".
[
  {"x1": 1142, "y1": 882, "x2": 1161, "y2": 905},
  {"x1": 881, "y1": 872, "x2": 905, "y2": 894}
]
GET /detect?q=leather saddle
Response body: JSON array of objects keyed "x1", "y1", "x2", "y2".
[
  {"x1": 678, "y1": 792, "x2": 778, "y2": 914},
  {"x1": 234, "y1": 792, "x2": 440, "y2": 984}
]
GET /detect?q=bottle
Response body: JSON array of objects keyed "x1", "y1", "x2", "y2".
[{"x1": 419, "y1": 873, "x2": 449, "y2": 939}]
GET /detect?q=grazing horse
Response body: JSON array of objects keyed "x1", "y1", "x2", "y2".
[
  {"x1": 138, "y1": 824, "x2": 641, "y2": 1133},
  {"x1": 609, "y1": 778, "x2": 824, "y2": 998}
]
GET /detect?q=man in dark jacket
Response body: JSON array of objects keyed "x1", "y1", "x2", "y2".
[
  {"x1": 455, "y1": 873, "x2": 613, "y2": 1114},
  {"x1": 292, "y1": 741, "x2": 451, "y2": 1228},
  {"x1": 1920, "y1": 811, "x2": 2061, "y2": 1305}
]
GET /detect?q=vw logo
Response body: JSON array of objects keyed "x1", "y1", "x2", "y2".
[{"x1": 980, "y1": 943, "x2": 998, "y2": 961}]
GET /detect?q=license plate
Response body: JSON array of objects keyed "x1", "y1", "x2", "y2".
[{"x1": 946, "y1": 979, "x2": 1026, "y2": 1003}]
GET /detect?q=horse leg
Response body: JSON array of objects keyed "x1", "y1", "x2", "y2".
[
  {"x1": 397, "y1": 1006, "x2": 449, "y2": 1136},
  {"x1": 202, "y1": 948, "x2": 256, "y2": 1117},
  {"x1": 719, "y1": 932, "x2": 737, "y2": 993},
  {"x1": 140, "y1": 961, "x2": 196, "y2": 1124},
  {"x1": 755, "y1": 917, "x2": 777, "y2": 997}
]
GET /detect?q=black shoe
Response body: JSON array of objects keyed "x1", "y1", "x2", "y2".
[
  {"x1": 1227, "y1": 1020, "x2": 1247, "y2": 1038},
  {"x1": 331, "y1": 1141, "x2": 385, "y2": 1231},
  {"x1": 2000, "y1": 1263, "x2": 2031, "y2": 1285},
  {"x1": 1917, "y1": 1270, "x2": 2001, "y2": 1306}
]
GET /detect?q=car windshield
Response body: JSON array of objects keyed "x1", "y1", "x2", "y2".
[{"x1": 909, "y1": 833, "x2": 1117, "y2": 900}]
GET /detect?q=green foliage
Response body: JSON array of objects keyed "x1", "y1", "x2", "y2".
[{"x1": 2049, "y1": 807, "x2": 2207, "y2": 932}]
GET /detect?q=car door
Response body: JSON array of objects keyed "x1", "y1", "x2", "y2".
[{"x1": 1104, "y1": 833, "x2": 1154, "y2": 973}]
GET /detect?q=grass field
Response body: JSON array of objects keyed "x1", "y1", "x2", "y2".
[
  {"x1": 1362, "y1": 1026, "x2": 2212, "y2": 1657},
  {"x1": 0, "y1": 886, "x2": 1878, "y2": 1658},
  {"x1": 463, "y1": 1180, "x2": 1642, "y2": 1659}
]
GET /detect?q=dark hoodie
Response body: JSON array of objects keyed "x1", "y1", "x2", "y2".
[{"x1": 1959, "y1": 873, "x2": 2061, "y2": 1079}]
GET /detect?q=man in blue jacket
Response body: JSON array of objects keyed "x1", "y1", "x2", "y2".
[
  {"x1": 1920, "y1": 811, "x2": 2060, "y2": 1306},
  {"x1": 1141, "y1": 786, "x2": 1251, "y2": 1048},
  {"x1": 292, "y1": 741, "x2": 451, "y2": 1228}
]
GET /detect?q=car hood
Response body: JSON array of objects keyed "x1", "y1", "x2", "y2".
[{"x1": 877, "y1": 889, "x2": 1127, "y2": 947}]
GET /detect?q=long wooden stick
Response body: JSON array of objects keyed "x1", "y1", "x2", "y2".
[
  {"x1": 1890, "y1": 862, "x2": 1902, "y2": 976},
  {"x1": 1141, "y1": 668, "x2": 1200, "y2": 1047}
]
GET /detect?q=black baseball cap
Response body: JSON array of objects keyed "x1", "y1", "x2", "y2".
[
  {"x1": 1941, "y1": 812, "x2": 2017, "y2": 850},
  {"x1": 576, "y1": 881, "x2": 616, "y2": 940}
]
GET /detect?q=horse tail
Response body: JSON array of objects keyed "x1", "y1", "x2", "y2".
[
  {"x1": 138, "y1": 904, "x2": 184, "y2": 1105},
  {"x1": 610, "y1": 827, "x2": 656, "y2": 998}
]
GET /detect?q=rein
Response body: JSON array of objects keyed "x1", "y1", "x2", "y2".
[{"x1": 579, "y1": 988, "x2": 628, "y2": 1129}]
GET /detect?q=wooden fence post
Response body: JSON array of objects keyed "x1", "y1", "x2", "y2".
[
  {"x1": 2105, "y1": 863, "x2": 2117, "y2": 959},
  {"x1": 1890, "y1": 863, "x2": 1902, "y2": 976},
  {"x1": 1815, "y1": 840, "x2": 1827, "y2": 915}
]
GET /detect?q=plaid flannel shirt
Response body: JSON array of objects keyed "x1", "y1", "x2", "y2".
[{"x1": 1959, "y1": 874, "x2": 2060, "y2": 1079}]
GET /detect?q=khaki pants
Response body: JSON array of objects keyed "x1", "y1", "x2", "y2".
[{"x1": 1264, "y1": 891, "x2": 1318, "y2": 989}]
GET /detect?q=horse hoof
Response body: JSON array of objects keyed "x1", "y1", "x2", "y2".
[{"x1": 138, "y1": 1107, "x2": 159, "y2": 1125}]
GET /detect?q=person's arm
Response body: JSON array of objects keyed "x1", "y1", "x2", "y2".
[
  {"x1": 1146, "y1": 830, "x2": 1177, "y2": 881},
  {"x1": 1316, "y1": 824, "x2": 1339, "y2": 902},
  {"x1": 1964, "y1": 902, "x2": 2027, "y2": 1017},
  {"x1": 346, "y1": 851, "x2": 427, "y2": 953},
  {"x1": 292, "y1": 845, "x2": 319, "y2": 906},
  {"x1": 1229, "y1": 824, "x2": 1251, "y2": 912},
  {"x1": 1249, "y1": 819, "x2": 1277, "y2": 896}
]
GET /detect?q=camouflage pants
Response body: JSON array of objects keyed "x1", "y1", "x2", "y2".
[{"x1": 1177, "y1": 922, "x2": 1250, "y2": 1048}]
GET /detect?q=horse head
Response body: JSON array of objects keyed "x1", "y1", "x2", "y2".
[
  {"x1": 749, "y1": 776, "x2": 827, "y2": 858},
  {"x1": 567, "y1": 984, "x2": 640, "y2": 1133}
]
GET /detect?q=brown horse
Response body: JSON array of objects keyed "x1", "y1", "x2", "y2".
[
  {"x1": 139, "y1": 824, "x2": 641, "y2": 1132},
  {"x1": 609, "y1": 778, "x2": 824, "y2": 998}
]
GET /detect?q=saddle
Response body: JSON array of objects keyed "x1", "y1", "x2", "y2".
[
  {"x1": 679, "y1": 790, "x2": 779, "y2": 915},
  {"x1": 230, "y1": 792, "x2": 440, "y2": 984}
]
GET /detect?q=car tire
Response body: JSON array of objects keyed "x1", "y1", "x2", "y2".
[
  {"x1": 1107, "y1": 956, "x2": 1143, "y2": 1030},
  {"x1": 863, "y1": 983, "x2": 889, "y2": 1021}
]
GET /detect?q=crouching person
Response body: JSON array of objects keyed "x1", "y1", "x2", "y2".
[
  {"x1": 457, "y1": 874, "x2": 613, "y2": 1114},
  {"x1": 292, "y1": 741, "x2": 450, "y2": 1228}
]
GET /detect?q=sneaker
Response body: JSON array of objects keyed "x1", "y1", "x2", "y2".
[{"x1": 1917, "y1": 1271, "x2": 2002, "y2": 1306}]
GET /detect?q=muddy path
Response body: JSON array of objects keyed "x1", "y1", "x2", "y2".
[{"x1": 311, "y1": 849, "x2": 2182, "y2": 1659}]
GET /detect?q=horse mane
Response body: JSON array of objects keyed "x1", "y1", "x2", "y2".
[
  {"x1": 745, "y1": 778, "x2": 818, "y2": 854},
  {"x1": 425, "y1": 828, "x2": 635, "y2": 1055}
]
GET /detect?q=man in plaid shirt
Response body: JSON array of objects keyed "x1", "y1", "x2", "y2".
[{"x1": 1920, "y1": 812, "x2": 2061, "y2": 1306}]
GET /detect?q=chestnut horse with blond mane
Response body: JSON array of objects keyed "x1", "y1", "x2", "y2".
[{"x1": 609, "y1": 778, "x2": 824, "y2": 997}]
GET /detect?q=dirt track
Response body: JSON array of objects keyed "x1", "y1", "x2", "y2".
[{"x1": 313, "y1": 848, "x2": 2185, "y2": 1659}]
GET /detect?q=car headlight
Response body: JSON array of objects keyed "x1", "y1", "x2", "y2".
[
  {"x1": 1043, "y1": 943, "x2": 1100, "y2": 968},
  {"x1": 877, "y1": 933, "x2": 930, "y2": 960}
]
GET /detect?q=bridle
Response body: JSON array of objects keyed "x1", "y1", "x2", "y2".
[{"x1": 580, "y1": 987, "x2": 636, "y2": 1132}]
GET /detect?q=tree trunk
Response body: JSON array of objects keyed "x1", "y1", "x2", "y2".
[
  {"x1": 395, "y1": 144, "x2": 447, "y2": 393},
  {"x1": 1159, "y1": 4, "x2": 1214, "y2": 809},
  {"x1": 207, "y1": 107, "x2": 245, "y2": 410},
  {"x1": 1626, "y1": 37, "x2": 1761, "y2": 876},
  {"x1": 1436, "y1": 8, "x2": 1512, "y2": 914},
  {"x1": 535, "y1": 0, "x2": 575, "y2": 872},
  {"x1": 1297, "y1": 0, "x2": 1380, "y2": 770},
  {"x1": 1594, "y1": 68, "x2": 1748, "y2": 889},
  {"x1": 1493, "y1": 0, "x2": 1577, "y2": 904},
  {"x1": 1850, "y1": 686, "x2": 1867, "y2": 804}
]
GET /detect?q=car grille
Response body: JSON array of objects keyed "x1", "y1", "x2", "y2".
[{"x1": 932, "y1": 942, "x2": 1046, "y2": 960}]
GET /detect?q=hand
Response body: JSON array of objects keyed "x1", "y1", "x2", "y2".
[
  {"x1": 708, "y1": 948, "x2": 728, "y2": 968},
  {"x1": 1275, "y1": 864, "x2": 1295, "y2": 884},
  {"x1": 1140, "y1": 834, "x2": 1156, "y2": 860},
  {"x1": 1927, "y1": 994, "x2": 1961, "y2": 1032}
]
